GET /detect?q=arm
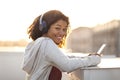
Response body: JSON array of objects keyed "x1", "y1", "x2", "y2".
[{"x1": 43, "y1": 39, "x2": 101, "y2": 73}]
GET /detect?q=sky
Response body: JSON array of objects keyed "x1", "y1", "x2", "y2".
[{"x1": 0, "y1": 0, "x2": 120, "y2": 41}]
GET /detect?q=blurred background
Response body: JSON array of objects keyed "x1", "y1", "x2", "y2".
[{"x1": 0, "y1": 0, "x2": 120, "y2": 80}]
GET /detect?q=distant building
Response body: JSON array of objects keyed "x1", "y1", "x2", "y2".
[
  {"x1": 66, "y1": 27, "x2": 93, "y2": 53},
  {"x1": 93, "y1": 20, "x2": 120, "y2": 56},
  {"x1": 66, "y1": 20, "x2": 120, "y2": 57}
]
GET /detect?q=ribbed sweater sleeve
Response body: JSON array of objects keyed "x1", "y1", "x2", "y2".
[{"x1": 43, "y1": 39, "x2": 101, "y2": 73}]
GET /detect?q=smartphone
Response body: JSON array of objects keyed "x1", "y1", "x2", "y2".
[{"x1": 97, "y1": 44, "x2": 106, "y2": 54}]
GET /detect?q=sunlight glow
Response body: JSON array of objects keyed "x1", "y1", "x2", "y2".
[{"x1": 0, "y1": 0, "x2": 120, "y2": 40}]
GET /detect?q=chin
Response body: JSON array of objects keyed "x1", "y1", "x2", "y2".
[
  {"x1": 54, "y1": 39, "x2": 60, "y2": 43},
  {"x1": 56, "y1": 42, "x2": 60, "y2": 44},
  {"x1": 55, "y1": 41, "x2": 60, "y2": 45}
]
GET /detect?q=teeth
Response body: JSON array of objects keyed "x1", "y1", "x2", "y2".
[{"x1": 57, "y1": 37, "x2": 62, "y2": 39}]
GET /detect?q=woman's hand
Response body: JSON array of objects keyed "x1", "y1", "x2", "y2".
[{"x1": 88, "y1": 53, "x2": 102, "y2": 57}]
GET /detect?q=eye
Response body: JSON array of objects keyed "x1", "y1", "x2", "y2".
[
  {"x1": 55, "y1": 27, "x2": 61, "y2": 30},
  {"x1": 55, "y1": 24, "x2": 61, "y2": 30},
  {"x1": 63, "y1": 28, "x2": 67, "y2": 32}
]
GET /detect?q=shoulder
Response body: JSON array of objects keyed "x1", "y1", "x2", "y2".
[
  {"x1": 37, "y1": 37, "x2": 54, "y2": 43},
  {"x1": 34, "y1": 37, "x2": 51, "y2": 43},
  {"x1": 36, "y1": 37, "x2": 52, "y2": 41},
  {"x1": 35, "y1": 37, "x2": 56, "y2": 46}
]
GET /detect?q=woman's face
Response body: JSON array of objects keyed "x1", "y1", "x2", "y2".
[{"x1": 46, "y1": 19, "x2": 68, "y2": 44}]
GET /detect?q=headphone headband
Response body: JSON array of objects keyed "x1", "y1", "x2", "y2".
[
  {"x1": 39, "y1": 14, "x2": 44, "y2": 31},
  {"x1": 39, "y1": 14, "x2": 44, "y2": 25},
  {"x1": 39, "y1": 14, "x2": 47, "y2": 32}
]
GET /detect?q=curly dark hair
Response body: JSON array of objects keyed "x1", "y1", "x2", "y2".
[{"x1": 27, "y1": 10, "x2": 70, "y2": 48}]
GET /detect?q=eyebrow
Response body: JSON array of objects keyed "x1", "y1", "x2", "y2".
[
  {"x1": 56, "y1": 24, "x2": 68, "y2": 28},
  {"x1": 56, "y1": 24, "x2": 61, "y2": 26}
]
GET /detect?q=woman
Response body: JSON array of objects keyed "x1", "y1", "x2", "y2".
[{"x1": 22, "y1": 10, "x2": 101, "y2": 80}]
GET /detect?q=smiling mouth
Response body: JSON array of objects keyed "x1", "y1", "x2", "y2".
[{"x1": 55, "y1": 36, "x2": 63, "y2": 43}]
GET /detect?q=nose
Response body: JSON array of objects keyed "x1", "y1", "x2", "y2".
[{"x1": 59, "y1": 29, "x2": 66, "y2": 36}]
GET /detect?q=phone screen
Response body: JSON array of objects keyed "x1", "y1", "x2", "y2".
[{"x1": 97, "y1": 44, "x2": 106, "y2": 54}]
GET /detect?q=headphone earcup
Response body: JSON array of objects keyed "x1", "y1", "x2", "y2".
[
  {"x1": 39, "y1": 14, "x2": 48, "y2": 33},
  {"x1": 42, "y1": 20, "x2": 47, "y2": 28},
  {"x1": 41, "y1": 20, "x2": 48, "y2": 33}
]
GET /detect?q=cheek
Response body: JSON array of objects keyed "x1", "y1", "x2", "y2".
[
  {"x1": 49, "y1": 29, "x2": 57, "y2": 35},
  {"x1": 47, "y1": 30, "x2": 55, "y2": 37}
]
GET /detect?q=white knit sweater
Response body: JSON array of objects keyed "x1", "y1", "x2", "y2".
[{"x1": 22, "y1": 37, "x2": 101, "y2": 80}]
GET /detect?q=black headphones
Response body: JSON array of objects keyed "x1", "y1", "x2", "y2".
[{"x1": 39, "y1": 14, "x2": 48, "y2": 33}]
